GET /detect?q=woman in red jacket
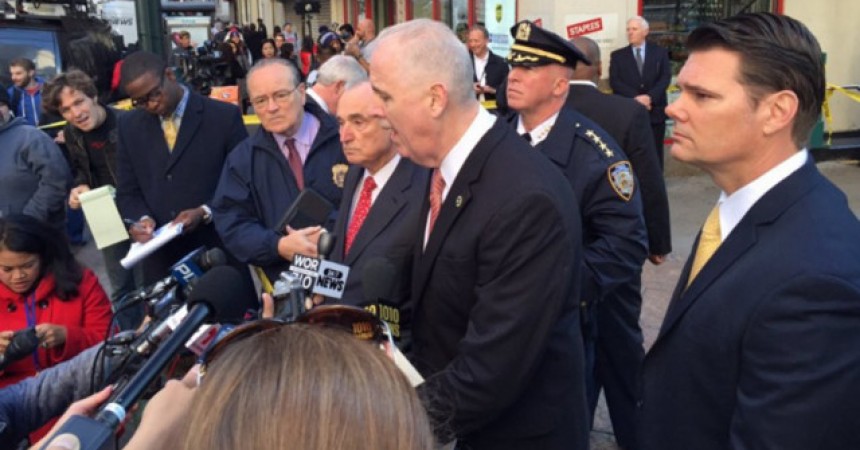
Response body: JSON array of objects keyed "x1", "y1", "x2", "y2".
[{"x1": 0, "y1": 214, "x2": 112, "y2": 389}]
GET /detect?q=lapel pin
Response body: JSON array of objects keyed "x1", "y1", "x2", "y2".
[{"x1": 455, "y1": 195, "x2": 464, "y2": 208}]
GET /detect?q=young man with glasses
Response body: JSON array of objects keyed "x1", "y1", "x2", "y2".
[
  {"x1": 115, "y1": 51, "x2": 249, "y2": 303},
  {"x1": 212, "y1": 58, "x2": 346, "y2": 283}
]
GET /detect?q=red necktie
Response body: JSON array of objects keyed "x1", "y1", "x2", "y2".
[
  {"x1": 428, "y1": 169, "x2": 446, "y2": 234},
  {"x1": 284, "y1": 138, "x2": 304, "y2": 190},
  {"x1": 345, "y1": 176, "x2": 377, "y2": 256}
]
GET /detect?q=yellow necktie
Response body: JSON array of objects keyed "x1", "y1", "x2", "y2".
[
  {"x1": 163, "y1": 116, "x2": 178, "y2": 151},
  {"x1": 687, "y1": 205, "x2": 721, "y2": 286}
]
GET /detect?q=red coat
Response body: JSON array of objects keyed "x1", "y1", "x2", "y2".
[{"x1": 0, "y1": 269, "x2": 112, "y2": 388}]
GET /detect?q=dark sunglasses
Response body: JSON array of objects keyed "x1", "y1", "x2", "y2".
[
  {"x1": 197, "y1": 305, "x2": 395, "y2": 383},
  {"x1": 130, "y1": 72, "x2": 166, "y2": 108}
]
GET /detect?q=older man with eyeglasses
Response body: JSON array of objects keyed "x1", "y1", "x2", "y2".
[
  {"x1": 212, "y1": 58, "x2": 346, "y2": 283},
  {"x1": 115, "y1": 51, "x2": 249, "y2": 313}
]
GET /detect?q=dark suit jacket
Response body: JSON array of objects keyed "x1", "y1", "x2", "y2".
[
  {"x1": 116, "y1": 92, "x2": 248, "y2": 280},
  {"x1": 412, "y1": 119, "x2": 589, "y2": 450},
  {"x1": 470, "y1": 50, "x2": 509, "y2": 102},
  {"x1": 330, "y1": 157, "x2": 429, "y2": 348},
  {"x1": 639, "y1": 159, "x2": 860, "y2": 450},
  {"x1": 566, "y1": 83, "x2": 671, "y2": 255},
  {"x1": 609, "y1": 43, "x2": 671, "y2": 124}
]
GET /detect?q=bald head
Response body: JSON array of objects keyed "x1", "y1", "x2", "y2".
[
  {"x1": 570, "y1": 37, "x2": 601, "y2": 82},
  {"x1": 357, "y1": 18, "x2": 376, "y2": 41}
]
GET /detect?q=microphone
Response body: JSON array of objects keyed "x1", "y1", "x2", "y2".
[
  {"x1": 42, "y1": 266, "x2": 251, "y2": 450},
  {"x1": 118, "y1": 247, "x2": 227, "y2": 313},
  {"x1": 362, "y1": 257, "x2": 401, "y2": 339}
]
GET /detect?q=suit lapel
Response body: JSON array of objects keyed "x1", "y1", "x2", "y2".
[
  {"x1": 534, "y1": 108, "x2": 575, "y2": 168},
  {"x1": 412, "y1": 121, "x2": 507, "y2": 302},
  {"x1": 166, "y1": 93, "x2": 202, "y2": 172},
  {"x1": 345, "y1": 159, "x2": 413, "y2": 265},
  {"x1": 655, "y1": 159, "x2": 823, "y2": 342}
]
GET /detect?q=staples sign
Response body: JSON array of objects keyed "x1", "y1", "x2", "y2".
[{"x1": 567, "y1": 17, "x2": 603, "y2": 39}]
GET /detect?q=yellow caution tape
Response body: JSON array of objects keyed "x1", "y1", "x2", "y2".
[
  {"x1": 254, "y1": 265, "x2": 274, "y2": 294},
  {"x1": 38, "y1": 111, "x2": 262, "y2": 131},
  {"x1": 824, "y1": 84, "x2": 860, "y2": 146}
]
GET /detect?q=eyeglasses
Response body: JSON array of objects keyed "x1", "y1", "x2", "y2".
[
  {"x1": 131, "y1": 72, "x2": 166, "y2": 108},
  {"x1": 249, "y1": 85, "x2": 302, "y2": 110},
  {"x1": 197, "y1": 305, "x2": 395, "y2": 384}
]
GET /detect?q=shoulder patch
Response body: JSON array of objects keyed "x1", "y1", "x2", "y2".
[
  {"x1": 332, "y1": 164, "x2": 348, "y2": 189},
  {"x1": 583, "y1": 129, "x2": 615, "y2": 159},
  {"x1": 607, "y1": 161, "x2": 635, "y2": 201}
]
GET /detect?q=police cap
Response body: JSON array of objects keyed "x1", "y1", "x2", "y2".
[{"x1": 507, "y1": 20, "x2": 591, "y2": 68}]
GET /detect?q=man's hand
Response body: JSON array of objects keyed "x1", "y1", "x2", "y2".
[
  {"x1": 31, "y1": 385, "x2": 114, "y2": 450},
  {"x1": 129, "y1": 217, "x2": 156, "y2": 243},
  {"x1": 276, "y1": 226, "x2": 322, "y2": 261},
  {"x1": 54, "y1": 130, "x2": 65, "y2": 145},
  {"x1": 172, "y1": 207, "x2": 207, "y2": 233},
  {"x1": 649, "y1": 254, "x2": 667, "y2": 265},
  {"x1": 36, "y1": 324, "x2": 67, "y2": 349},
  {"x1": 344, "y1": 40, "x2": 362, "y2": 58},
  {"x1": 634, "y1": 94, "x2": 652, "y2": 110},
  {"x1": 69, "y1": 184, "x2": 91, "y2": 209}
]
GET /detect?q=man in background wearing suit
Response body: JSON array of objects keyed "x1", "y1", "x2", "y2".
[
  {"x1": 609, "y1": 16, "x2": 671, "y2": 170},
  {"x1": 467, "y1": 24, "x2": 509, "y2": 103},
  {"x1": 639, "y1": 13, "x2": 860, "y2": 450},
  {"x1": 567, "y1": 35, "x2": 670, "y2": 448},
  {"x1": 117, "y1": 51, "x2": 247, "y2": 290},
  {"x1": 329, "y1": 81, "x2": 429, "y2": 350},
  {"x1": 370, "y1": 19, "x2": 589, "y2": 450}
]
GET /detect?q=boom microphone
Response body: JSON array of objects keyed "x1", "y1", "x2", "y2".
[{"x1": 42, "y1": 266, "x2": 251, "y2": 450}]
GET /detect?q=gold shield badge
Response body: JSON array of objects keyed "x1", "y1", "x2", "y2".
[
  {"x1": 516, "y1": 22, "x2": 531, "y2": 41},
  {"x1": 495, "y1": 4, "x2": 503, "y2": 23},
  {"x1": 332, "y1": 164, "x2": 348, "y2": 189}
]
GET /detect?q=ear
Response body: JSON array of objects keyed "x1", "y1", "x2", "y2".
[
  {"x1": 334, "y1": 80, "x2": 346, "y2": 95},
  {"x1": 761, "y1": 90, "x2": 798, "y2": 137},
  {"x1": 428, "y1": 83, "x2": 448, "y2": 118},
  {"x1": 551, "y1": 76, "x2": 570, "y2": 98},
  {"x1": 164, "y1": 67, "x2": 177, "y2": 82}
]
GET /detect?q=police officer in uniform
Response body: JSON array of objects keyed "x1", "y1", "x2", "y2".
[{"x1": 504, "y1": 20, "x2": 649, "y2": 444}]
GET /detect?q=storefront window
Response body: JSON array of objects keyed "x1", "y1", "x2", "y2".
[
  {"x1": 411, "y1": 0, "x2": 432, "y2": 19},
  {"x1": 643, "y1": 0, "x2": 776, "y2": 74}
]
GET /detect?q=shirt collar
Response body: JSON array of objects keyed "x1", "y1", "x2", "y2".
[
  {"x1": 438, "y1": 107, "x2": 496, "y2": 200},
  {"x1": 516, "y1": 111, "x2": 559, "y2": 147},
  {"x1": 274, "y1": 111, "x2": 318, "y2": 148},
  {"x1": 169, "y1": 85, "x2": 190, "y2": 120},
  {"x1": 717, "y1": 149, "x2": 808, "y2": 240},
  {"x1": 306, "y1": 88, "x2": 329, "y2": 114},
  {"x1": 363, "y1": 153, "x2": 400, "y2": 188},
  {"x1": 569, "y1": 80, "x2": 598, "y2": 89}
]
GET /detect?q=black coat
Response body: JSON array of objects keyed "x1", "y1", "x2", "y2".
[
  {"x1": 116, "y1": 92, "x2": 248, "y2": 281},
  {"x1": 470, "y1": 50, "x2": 509, "y2": 102},
  {"x1": 609, "y1": 43, "x2": 672, "y2": 124},
  {"x1": 412, "y1": 118, "x2": 589, "y2": 449},
  {"x1": 329, "y1": 157, "x2": 429, "y2": 350},
  {"x1": 566, "y1": 83, "x2": 671, "y2": 255},
  {"x1": 640, "y1": 159, "x2": 860, "y2": 450}
]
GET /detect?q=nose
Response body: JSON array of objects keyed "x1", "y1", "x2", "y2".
[
  {"x1": 339, "y1": 124, "x2": 354, "y2": 143},
  {"x1": 665, "y1": 97, "x2": 683, "y2": 122}
]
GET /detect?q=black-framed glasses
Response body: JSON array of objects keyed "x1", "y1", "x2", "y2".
[
  {"x1": 197, "y1": 305, "x2": 395, "y2": 384},
  {"x1": 130, "y1": 72, "x2": 166, "y2": 108},
  {"x1": 249, "y1": 84, "x2": 302, "y2": 110}
]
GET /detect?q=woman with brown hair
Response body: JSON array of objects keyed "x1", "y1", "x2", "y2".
[{"x1": 121, "y1": 323, "x2": 436, "y2": 450}]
